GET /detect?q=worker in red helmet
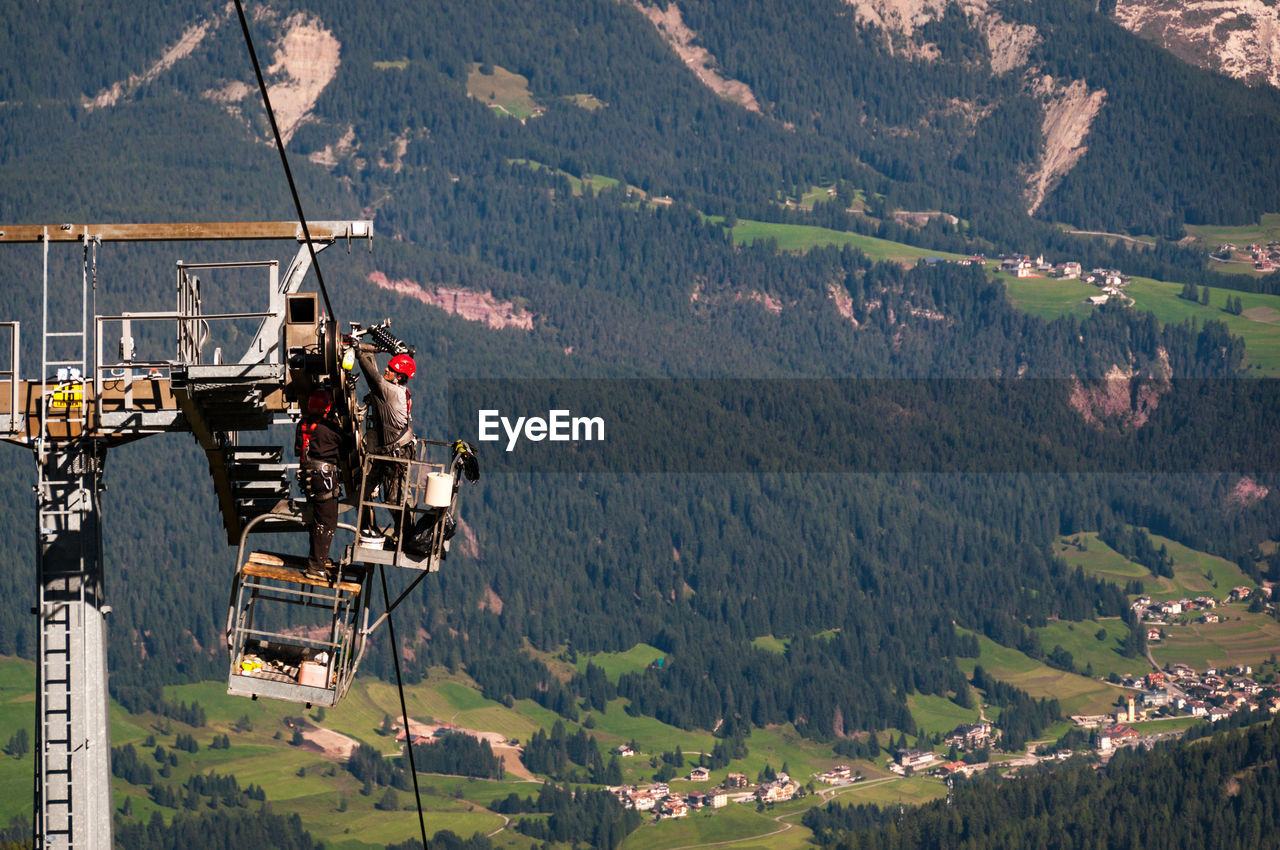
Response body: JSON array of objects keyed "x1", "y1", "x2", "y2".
[
  {"x1": 356, "y1": 347, "x2": 416, "y2": 539},
  {"x1": 294, "y1": 387, "x2": 352, "y2": 579}
]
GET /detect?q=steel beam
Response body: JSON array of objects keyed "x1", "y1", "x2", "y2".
[{"x1": 0, "y1": 221, "x2": 372, "y2": 243}]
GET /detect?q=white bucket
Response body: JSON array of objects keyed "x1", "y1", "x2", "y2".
[{"x1": 425, "y1": 472, "x2": 453, "y2": 508}]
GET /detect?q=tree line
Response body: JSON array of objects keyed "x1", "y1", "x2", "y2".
[{"x1": 809, "y1": 717, "x2": 1280, "y2": 849}]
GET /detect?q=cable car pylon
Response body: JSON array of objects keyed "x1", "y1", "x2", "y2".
[{"x1": 0, "y1": 220, "x2": 473, "y2": 849}]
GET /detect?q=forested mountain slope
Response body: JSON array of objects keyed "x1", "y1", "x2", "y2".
[
  {"x1": 5, "y1": 0, "x2": 1280, "y2": 237},
  {"x1": 0, "y1": 0, "x2": 1275, "y2": 751},
  {"x1": 808, "y1": 716, "x2": 1280, "y2": 849}
]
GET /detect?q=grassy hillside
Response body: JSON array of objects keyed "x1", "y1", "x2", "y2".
[
  {"x1": 905, "y1": 693, "x2": 982, "y2": 737},
  {"x1": 1033, "y1": 619, "x2": 1137, "y2": 680},
  {"x1": 1053, "y1": 531, "x2": 1280, "y2": 671},
  {"x1": 1055, "y1": 531, "x2": 1257, "y2": 601},
  {"x1": 1052, "y1": 533, "x2": 1152, "y2": 585},
  {"x1": 1003, "y1": 273, "x2": 1280, "y2": 373},
  {"x1": 0, "y1": 660, "x2": 35, "y2": 827},
  {"x1": 0, "y1": 656, "x2": 913, "y2": 848},
  {"x1": 1186, "y1": 214, "x2": 1280, "y2": 251},
  {"x1": 955, "y1": 632, "x2": 1125, "y2": 717},
  {"x1": 466, "y1": 63, "x2": 543, "y2": 120},
  {"x1": 575, "y1": 644, "x2": 667, "y2": 682},
  {"x1": 729, "y1": 219, "x2": 965, "y2": 263}
]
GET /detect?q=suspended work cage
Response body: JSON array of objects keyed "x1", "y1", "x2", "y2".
[
  {"x1": 225, "y1": 514, "x2": 372, "y2": 707},
  {"x1": 222, "y1": 437, "x2": 473, "y2": 707}
]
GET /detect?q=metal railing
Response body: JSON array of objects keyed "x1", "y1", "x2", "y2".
[
  {"x1": 92, "y1": 309, "x2": 271, "y2": 420},
  {"x1": 352, "y1": 441, "x2": 457, "y2": 572},
  {"x1": 176, "y1": 260, "x2": 278, "y2": 364}
]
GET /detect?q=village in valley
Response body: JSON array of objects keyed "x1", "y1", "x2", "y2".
[
  {"x1": 1213, "y1": 240, "x2": 1280, "y2": 273},
  {"x1": 386, "y1": 562, "x2": 1280, "y2": 828},
  {"x1": 1106, "y1": 584, "x2": 1280, "y2": 727},
  {"x1": 606, "y1": 749, "x2": 857, "y2": 820},
  {"x1": 957, "y1": 253, "x2": 1136, "y2": 307},
  {"x1": 576, "y1": 578, "x2": 1280, "y2": 824},
  {"x1": 359, "y1": 522, "x2": 1280, "y2": 838},
  {"x1": 596, "y1": 652, "x2": 1280, "y2": 824}
]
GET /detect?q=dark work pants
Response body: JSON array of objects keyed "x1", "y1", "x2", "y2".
[
  {"x1": 362, "y1": 443, "x2": 414, "y2": 535},
  {"x1": 307, "y1": 496, "x2": 338, "y2": 572}
]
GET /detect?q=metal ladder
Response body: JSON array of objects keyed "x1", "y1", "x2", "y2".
[
  {"x1": 34, "y1": 227, "x2": 111, "y2": 849},
  {"x1": 38, "y1": 226, "x2": 93, "y2": 446}
]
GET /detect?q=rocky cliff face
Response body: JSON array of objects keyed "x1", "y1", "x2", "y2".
[
  {"x1": 86, "y1": 6, "x2": 340, "y2": 146},
  {"x1": 842, "y1": 0, "x2": 1106, "y2": 219},
  {"x1": 1068, "y1": 350, "x2": 1173, "y2": 430},
  {"x1": 1115, "y1": 1, "x2": 1280, "y2": 90}
]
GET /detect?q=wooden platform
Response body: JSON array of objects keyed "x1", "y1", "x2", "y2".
[{"x1": 241, "y1": 551, "x2": 364, "y2": 593}]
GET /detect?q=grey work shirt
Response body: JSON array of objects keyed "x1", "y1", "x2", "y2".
[{"x1": 357, "y1": 349, "x2": 411, "y2": 450}]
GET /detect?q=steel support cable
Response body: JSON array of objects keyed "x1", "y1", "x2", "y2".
[
  {"x1": 379, "y1": 564, "x2": 430, "y2": 850},
  {"x1": 232, "y1": 0, "x2": 335, "y2": 319}
]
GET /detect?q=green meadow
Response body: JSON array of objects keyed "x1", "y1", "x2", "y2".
[
  {"x1": 1130, "y1": 716, "x2": 1205, "y2": 735},
  {"x1": 729, "y1": 219, "x2": 965, "y2": 264},
  {"x1": 1150, "y1": 611, "x2": 1280, "y2": 670},
  {"x1": 1000, "y1": 274, "x2": 1096, "y2": 320},
  {"x1": 776, "y1": 184, "x2": 861, "y2": 212},
  {"x1": 1052, "y1": 531, "x2": 1279, "y2": 671},
  {"x1": 510, "y1": 159, "x2": 640, "y2": 198},
  {"x1": 830, "y1": 775, "x2": 946, "y2": 808},
  {"x1": 0, "y1": 658, "x2": 35, "y2": 826},
  {"x1": 466, "y1": 64, "x2": 542, "y2": 120},
  {"x1": 622, "y1": 799, "x2": 796, "y2": 850},
  {"x1": 1054, "y1": 531, "x2": 1255, "y2": 601},
  {"x1": 955, "y1": 632, "x2": 1125, "y2": 716},
  {"x1": 906, "y1": 692, "x2": 981, "y2": 737},
  {"x1": 503, "y1": 164, "x2": 964, "y2": 270},
  {"x1": 751, "y1": 635, "x2": 791, "y2": 655},
  {"x1": 1053, "y1": 533, "x2": 1150, "y2": 585},
  {"x1": 1002, "y1": 272, "x2": 1280, "y2": 373},
  {"x1": 1145, "y1": 533, "x2": 1258, "y2": 600},
  {"x1": 1034, "y1": 619, "x2": 1140, "y2": 680},
  {"x1": 577, "y1": 643, "x2": 667, "y2": 682},
  {"x1": 563, "y1": 93, "x2": 607, "y2": 111},
  {"x1": 1185, "y1": 214, "x2": 1280, "y2": 251}
]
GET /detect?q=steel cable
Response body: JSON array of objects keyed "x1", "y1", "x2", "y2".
[{"x1": 232, "y1": 0, "x2": 335, "y2": 319}]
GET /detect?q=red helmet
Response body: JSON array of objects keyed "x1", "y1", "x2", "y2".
[
  {"x1": 388, "y1": 354, "x2": 416, "y2": 380},
  {"x1": 306, "y1": 388, "x2": 333, "y2": 417}
]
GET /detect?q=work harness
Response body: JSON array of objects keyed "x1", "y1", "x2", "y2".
[{"x1": 297, "y1": 420, "x2": 340, "y2": 502}]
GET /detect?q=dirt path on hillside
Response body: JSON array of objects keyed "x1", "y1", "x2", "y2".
[
  {"x1": 395, "y1": 719, "x2": 537, "y2": 781},
  {"x1": 301, "y1": 725, "x2": 361, "y2": 760},
  {"x1": 1064, "y1": 229, "x2": 1156, "y2": 247},
  {"x1": 492, "y1": 742, "x2": 536, "y2": 781}
]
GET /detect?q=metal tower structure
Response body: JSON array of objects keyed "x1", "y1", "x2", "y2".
[{"x1": 0, "y1": 220, "x2": 373, "y2": 850}]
